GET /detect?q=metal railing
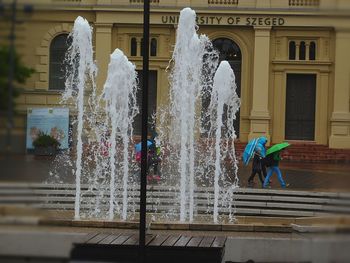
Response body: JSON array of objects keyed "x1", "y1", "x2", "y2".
[
  {"x1": 208, "y1": 0, "x2": 238, "y2": 5},
  {"x1": 289, "y1": 0, "x2": 319, "y2": 7}
]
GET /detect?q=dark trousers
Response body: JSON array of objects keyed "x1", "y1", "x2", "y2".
[
  {"x1": 148, "y1": 155, "x2": 161, "y2": 176},
  {"x1": 248, "y1": 155, "x2": 267, "y2": 185}
]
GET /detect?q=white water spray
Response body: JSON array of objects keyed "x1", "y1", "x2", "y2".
[
  {"x1": 209, "y1": 61, "x2": 240, "y2": 223},
  {"x1": 168, "y1": 8, "x2": 216, "y2": 222},
  {"x1": 55, "y1": 10, "x2": 240, "y2": 223},
  {"x1": 102, "y1": 49, "x2": 138, "y2": 220},
  {"x1": 62, "y1": 16, "x2": 96, "y2": 220}
]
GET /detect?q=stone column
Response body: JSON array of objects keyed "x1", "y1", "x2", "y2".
[
  {"x1": 329, "y1": 29, "x2": 350, "y2": 148},
  {"x1": 137, "y1": 38, "x2": 142, "y2": 57},
  {"x1": 316, "y1": 72, "x2": 330, "y2": 145},
  {"x1": 305, "y1": 42, "x2": 310, "y2": 60},
  {"x1": 248, "y1": 26, "x2": 271, "y2": 142},
  {"x1": 271, "y1": 71, "x2": 284, "y2": 144},
  {"x1": 295, "y1": 42, "x2": 300, "y2": 60},
  {"x1": 95, "y1": 23, "x2": 113, "y2": 93}
]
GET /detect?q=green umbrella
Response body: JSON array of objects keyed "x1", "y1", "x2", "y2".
[{"x1": 266, "y1": 142, "x2": 290, "y2": 156}]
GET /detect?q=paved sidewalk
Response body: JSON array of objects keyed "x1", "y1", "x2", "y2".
[
  {"x1": 0, "y1": 154, "x2": 349, "y2": 192},
  {"x1": 0, "y1": 224, "x2": 349, "y2": 263}
]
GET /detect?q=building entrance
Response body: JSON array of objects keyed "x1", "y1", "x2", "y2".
[
  {"x1": 134, "y1": 70, "x2": 158, "y2": 135},
  {"x1": 285, "y1": 74, "x2": 316, "y2": 140}
]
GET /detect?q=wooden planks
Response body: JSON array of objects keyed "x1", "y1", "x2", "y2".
[
  {"x1": 98, "y1": 234, "x2": 121, "y2": 245},
  {"x1": 148, "y1": 235, "x2": 169, "y2": 246},
  {"x1": 174, "y1": 235, "x2": 192, "y2": 247},
  {"x1": 71, "y1": 233, "x2": 226, "y2": 263},
  {"x1": 123, "y1": 233, "x2": 139, "y2": 245},
  {"x1": 81, "y1": 232, "x2": 99, "y2": 243},
  {"x1": 86, "y1": 233, "x2": 109, "y2": 244},
  {"x1": 161, "y1": 235, "x2": 181, "y2": 246},
  {"x1": 212, "y1": 236, "x2": 227, "y2": 248},
  {"x1": 145, "y1": 234, "x2": 156, "y2": 245},
  {"x1": 81, "y1": 233, "x2": 225, "y2": 248},
  {"x1": 111, "y1": 234, "x2": 132, "y2": 245},
  {"x1": 186, "y1": 236, "x2": 204, "y2": 247},
  {"x1": 199, "y1": 236, "x2": 215, "y2": 247}
]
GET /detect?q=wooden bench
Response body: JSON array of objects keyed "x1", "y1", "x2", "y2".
[{"x1": 70, "y1": 232, "x2": 226, "y2": 263}]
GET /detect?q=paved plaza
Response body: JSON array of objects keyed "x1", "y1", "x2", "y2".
[
  {"x1": 1, "y1": 153, "x2": 349, "y2": 192},
  {"x1": 0, "y1": 153, "x2": 349, "y2": 262}
]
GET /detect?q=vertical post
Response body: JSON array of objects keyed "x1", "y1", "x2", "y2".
[
  {"x1": 6, "y1": 0, "x2": 17, "y2": 154},
  {"x1": 139, "y1": 0, "x2": 149, "y2": 262}
]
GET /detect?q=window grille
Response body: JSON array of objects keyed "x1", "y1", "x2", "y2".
[
  {"x1": 150, "y1": 38, "x2": 157, "y2": 57},
  {"x1": 208, "y1": 0, "x2": 238, "y2": 5},
  {"x1": 289, "y1": 41, "x2": 296, "y2": 60},
  {"x1": 309, "y1": 41, "x2": 316, "y2": 60},
  {"x1": 49, "y1": 34, "x2": 69, "y2": 91},
  {"x1": 299, "y1": 41, "x2": 306, "y2": 60},
  {"x1": 289, "y1": 0, "x2": 319, "y2": 7},
  {"x1": 131, "y1": 37, "x2": 137, "y2": 56}
]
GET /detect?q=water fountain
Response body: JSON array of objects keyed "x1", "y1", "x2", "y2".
[
  {"x1": 61, "y1": 16, "x2": 97, "y2": 219},
  {"x1": 158, "y1": 7, "x2": 240, "y2": 223},
  {"x1": 56, "y1": 7, "x2": 240, "y2": 223},
  {"x1": 208, "y1": 61, "x2": 240, "y2": 223},
  {"x1": 61, "y1": 16, "x2": 139, "y2": 220},
  {"x1": 102, "y1": 49, "x2": 138, "y2": 220},
  {"x1": 167, "y1": 7, "x2": 212, "y2": 222}
]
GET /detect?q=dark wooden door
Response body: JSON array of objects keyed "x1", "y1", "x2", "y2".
[
  {"x1": 285, "y1": 74, "x2": 316, "y2": 140},
  {"x1": 134, "y1": 70, "x2": 157, "y2": 135},
  {"x1": 210, "y1": 38, "x2": 242, "y2": 138}
]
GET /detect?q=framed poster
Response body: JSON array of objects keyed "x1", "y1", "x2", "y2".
[{"x1": 26, "y1": 108, "x2": 69, "y2": 149}]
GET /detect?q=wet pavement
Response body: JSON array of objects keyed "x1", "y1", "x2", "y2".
[
  {"x1": 0, "y1": 154, "x2": 350, "y2": 192},
  {"x1": 0, "y1": 154, "x2": 349, "y2": 262}
]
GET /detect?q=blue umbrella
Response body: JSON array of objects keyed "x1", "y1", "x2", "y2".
[
  {"x1": 135, "y1": 140, "x2": 153, "y2": 153},
  {"x1": 242, "y1": 138, "x2": 258, "y2": 166}
]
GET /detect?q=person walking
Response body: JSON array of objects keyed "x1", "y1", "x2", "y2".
[
  {"x1": 263, "y1": 150, "x2": 288, "y2": 188},
  {"x1": 146, "y1": 132, "x2": 161, "y2": 180},
  {"x1": 247, "y1": 137, "x2": 268, "y2": 187}
]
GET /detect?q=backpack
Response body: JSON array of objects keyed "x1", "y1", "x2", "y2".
[{"x1": 263, "y1": 154, "x2": 274, "y2": 167}]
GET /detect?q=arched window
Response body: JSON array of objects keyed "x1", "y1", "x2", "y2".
[
  {"x1": 49, "y1": 34, "x2": 69, "y2": 90},
  {"x1": 150, "y1": 38, "x2": 157, "y2": 56},
  {"x1": 130, "y1": 37, "x2": 137, "y2": 56},
  {"x1": 299, "y1": 41, "x2": 306, "y2": 60},
  {"x1": 309, "y1": 41, "x2": 316, "y2": 60},
  {"x1": 212, "y1": 38, "x2": 242, "y2": 61},
  {"x1": 289, "y1": 41, "x2": 296, "y2": 60},
  {"x1": 201, "y1": 38, "x2": 242, "y2": 137}
]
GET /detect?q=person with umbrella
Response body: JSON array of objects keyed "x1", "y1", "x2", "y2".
[
  {"x1": 134, "y1": 132, "x2": 161, "y2": 183},
  {"x1": 243, "y1": 136, "x2": 268, "y2": 187},
  {"x1": 263, "y1": 142, "x2": 290, "y2": 189}
]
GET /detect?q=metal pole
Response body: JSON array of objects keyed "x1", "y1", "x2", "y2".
[
  {"x1": 139, "y1": 0, "x2": 150, "y2": 262},
  {"x1": 6, "y1": 0, "x2": 17, "y2": 154}
]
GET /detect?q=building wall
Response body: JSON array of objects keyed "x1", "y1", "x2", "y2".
[{"x1": 1, "y1": 0, "x2": 350, "y2": 152}]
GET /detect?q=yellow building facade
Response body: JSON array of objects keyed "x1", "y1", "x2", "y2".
[{"x1": 1, "y1": 0, "x2": 350, "y2": 152}]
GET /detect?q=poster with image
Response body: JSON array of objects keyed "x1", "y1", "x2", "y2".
[{"x1": 26, "y1": 108, "x2": 69, "y2": 149}]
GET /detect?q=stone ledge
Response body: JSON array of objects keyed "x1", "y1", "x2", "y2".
[
  {"x1": 253, "y1": 225, "x2": 292, "y2": 233},
  {"x1": 151, "y1": 222, "x2": 190, "y2": 230},
  {"x1": 0, "y1": 216, "x2": 39, "y2": 225},
  {"x1": 189, "y1": 223, "x2": 222, "y2": 231},
  {"x1": 222, "y1": 224, "x2": 254, "y2": 232},
  {"x1": 39, "y1": 218, "x2": 72, "y2": 226},
  {"x1": 291, "y1": 223, "x2": 350, "y2": 233}
]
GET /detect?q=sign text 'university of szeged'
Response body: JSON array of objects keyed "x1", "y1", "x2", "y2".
[{"x1": 161, "y1": 15, "x2": 286, "y2": 26}]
